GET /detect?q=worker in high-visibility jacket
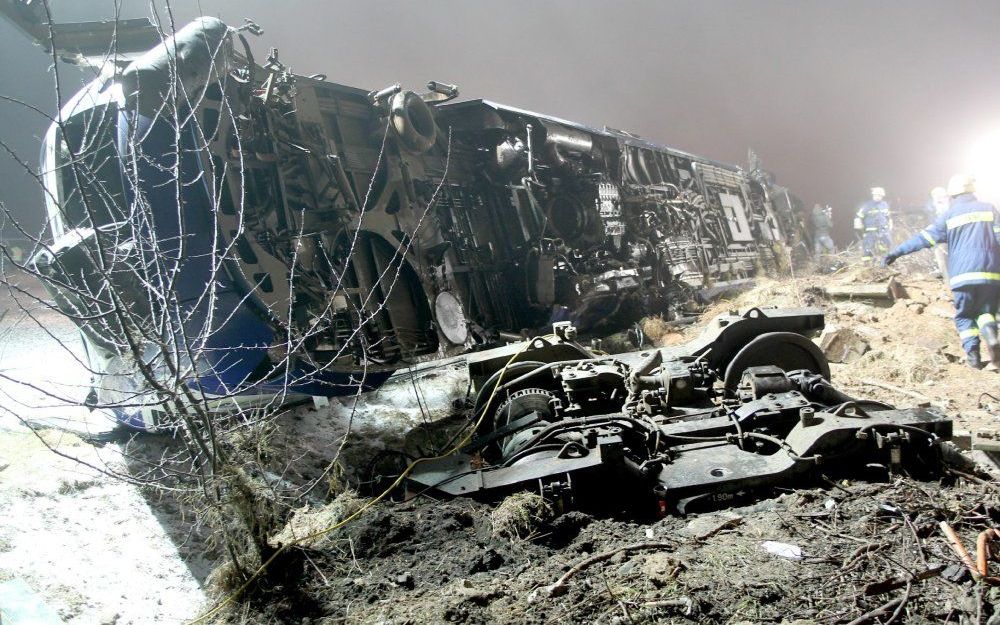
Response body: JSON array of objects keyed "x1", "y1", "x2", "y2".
[
  {"x1": 855, "y1": 187, "x2": 893, "y2": 261},
  {"x1": 883, "y1": 174, "x2": 1000, "y2": 369},
  {"x1": 812, "y1": 203, "x2": 836, "y2": 258}
]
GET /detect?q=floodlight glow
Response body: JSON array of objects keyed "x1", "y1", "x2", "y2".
[{"x1": 966, "y1": 128, "x2": 1000, "y2": 203}]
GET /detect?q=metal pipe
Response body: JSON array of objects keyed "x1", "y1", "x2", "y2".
[
  {"x1": 526, "y1": 123, "x2": 534, "y2": 175},
  {"x1": 327, "y1": 153, "x2": 359, "y2": 210},
  {"x1": 368, "y1": 83, "x2": 401, "y2": 104},
  {"x1": 426, "y1": 81, "x2": 458, "y2": 97}
]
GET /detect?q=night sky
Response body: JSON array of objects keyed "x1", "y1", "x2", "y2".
[{"x1": 2, "y1": 0, "x2": 999, "y2": 244}]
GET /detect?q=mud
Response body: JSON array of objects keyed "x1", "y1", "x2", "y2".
[
  {"x1": 221, "y1": 263, "x2": 1000, "y2": 624},
  {"x1": 245, "y1": 474, "x2": 999, "y2": 624}
]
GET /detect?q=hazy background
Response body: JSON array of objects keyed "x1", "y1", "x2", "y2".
[{"x1": 2, "y1": 0, "x2": 1000, "y2": 244}]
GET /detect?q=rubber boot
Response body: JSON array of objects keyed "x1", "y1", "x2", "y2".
[
  {"x1": 981, "y1": 322, "x2": 1000, "y2": 369},
  {"x1": 966, "y1": 347, "x2": 984, "y2": 370}
]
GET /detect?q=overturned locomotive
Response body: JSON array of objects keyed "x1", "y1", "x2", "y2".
[{"x1": 4, "y1": 9, "x2": 805, "y2": 427}]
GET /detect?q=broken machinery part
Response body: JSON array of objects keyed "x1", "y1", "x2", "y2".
[{"x1": 408, "y1": 307, "x2": 952, "y2": 515}]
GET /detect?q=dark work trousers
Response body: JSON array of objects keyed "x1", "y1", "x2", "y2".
[{"x1": 952, "y1": 283, "x2": 1000, "y2": 354}]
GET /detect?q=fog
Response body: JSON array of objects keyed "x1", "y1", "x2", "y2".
[{"x1": 2, "y1": 0, "x2": 999, "y2": 243}]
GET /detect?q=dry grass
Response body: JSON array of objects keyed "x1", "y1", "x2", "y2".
[
  {"x1": 696, "y1": 277, "x2": 812, "y2": 329},
  {"x1": 641, "y1": 316, "x2": 672, "y2": 344},
  {"x1": 491, "y1": 491, "x2": 552, "y2": 540},
  {"x1": 640, "y1": 316, "x2": 688, "y2": 347},
  {"x1": 268, "y1": 489, "x2": 365, "y2": 549},
  {"x1": 205, "y1": 559, "x2": 245, "y2": 599},
  {"x1": 847, "y1": 343, "x2": 947, "y2": 385}
]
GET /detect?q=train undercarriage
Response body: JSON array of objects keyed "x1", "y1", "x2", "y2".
[{"x1": 406, "y1": 307, "x2": 951, "y2": 514}]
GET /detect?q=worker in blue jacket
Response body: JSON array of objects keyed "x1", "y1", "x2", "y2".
[
  {"x1": 883, "y1": 174, "x2": 1000, "y2": 369},
  {"x1": 855, "y1": 187, "x2": 893, "y2": 261}
]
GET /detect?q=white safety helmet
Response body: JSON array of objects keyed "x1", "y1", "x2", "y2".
[
  {"x1": 870, "y1": 187, "x2": 886, "y2": 200},
  {"x1": 930, "y1": 186, "x2": 948, "y2": 201},
  {"x1": 946, "y1": 173, "x2": 975, "y2": 197}
]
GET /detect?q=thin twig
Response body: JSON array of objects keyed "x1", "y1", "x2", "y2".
[
  {"x1": 544, "y1": 542, "x2": 675, "y2": 598},
  {"x1": 860, "y1": 379, "x2": 931, "y2": 402},
  {"x1": 882, "y1": 582, "x2": 912, "y2": 625},
  {"x1": 844, "y1": 595, "x2": 905, "y2": 625}
]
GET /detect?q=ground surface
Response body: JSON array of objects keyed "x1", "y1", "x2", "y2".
[
  {"x1": 0, "y1": 271, "x2": 207, "y2": 624},
  {"x1": 257, "y1": 476, "x2": 999, "y2": 624},
  {"x1": 1, "y1": 262, "x2": 998, "y2": 624},
  {"x1": 239, "y1": 263, "x2": 1000, "y2": 624},
  {"x1": 690, "y1": 263, "x2": 998, "y2": 435}
]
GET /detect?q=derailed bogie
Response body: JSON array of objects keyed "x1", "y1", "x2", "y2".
[{"x1": 408, "y1": 308, "x2": 952, "y2": 516}]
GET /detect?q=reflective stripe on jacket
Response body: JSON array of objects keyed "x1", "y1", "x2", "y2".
[
  {"x1": 856, "y1": 200, "x2": 892, "y2": 230},
  {"x1": 891, "y1": 193, "x2": 1000, "y2": 288}
]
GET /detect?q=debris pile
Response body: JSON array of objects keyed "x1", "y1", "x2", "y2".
[
  {"x1": 212, "y1": 265, "x2": 1000, "y2": 624},
  {"x1": 243, "y1": 473, "x2": 999, "y2": 624},
  {"x1": 684, "y1": 263, "x2": 996, "y2": 434},
  {"x1": 819, "y1": 324, "x2": 878, "y2": 363}
]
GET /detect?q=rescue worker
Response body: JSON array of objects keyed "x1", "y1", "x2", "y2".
[
  {"x1": 925, "y1": 186, "x2": 950, "y2": 281},
  {"x1": 812, "y1": 204, "x2": 836, "y2": 259},
  {"x1": 883, "y1": 174, "x2": 1000, "y2": 369},
  {"x1": 855, "y1": 187, "x2": 893, "y2": 262}
]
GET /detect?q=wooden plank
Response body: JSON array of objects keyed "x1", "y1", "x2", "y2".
[
  {"x1": 972, "y1": 431, "x2": 1000, "y2": 452},
  {"x1": 823, "y1": 283, "x2": 892, "y2": 299}
]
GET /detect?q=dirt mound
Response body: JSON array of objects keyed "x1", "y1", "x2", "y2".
[
  {"x1": 828, "y1": 275, "x2": 996, "y2": 432},
  {"x1": 202, "y1": 262, "x2": 1000, "y2": 623},
  {"x1": 236, "y1": 475, "x2": 999, "y2": 624},
  {"x1": 657, "y1": 262, "x2": 997, "y2": 434}
]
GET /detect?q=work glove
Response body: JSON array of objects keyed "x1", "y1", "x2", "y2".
[{"x1": 881, "y1": 252, "x2": 899, "y2": 267}]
